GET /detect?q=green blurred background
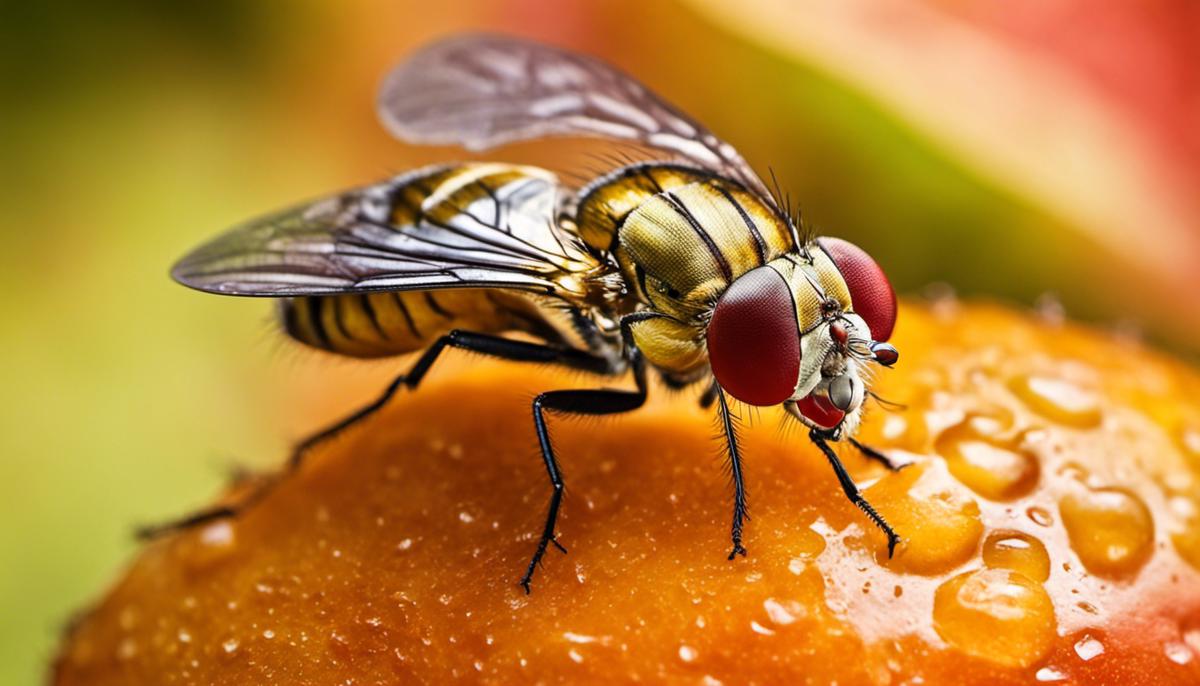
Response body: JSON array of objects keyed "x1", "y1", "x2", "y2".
[{"x1": 2, "y1": 1, "x2": 1197, "y2": 683}]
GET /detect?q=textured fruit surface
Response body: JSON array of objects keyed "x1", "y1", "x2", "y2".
[{"x1": 53, "y1": 301, "x2": 1200, "y2": 685}]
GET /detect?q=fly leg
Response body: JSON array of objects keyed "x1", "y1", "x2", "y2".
[
  {"x1": 847, "y1": 436, "x2": 903, "y2": 471},
  {"x1": 714, "y1": 387, "x2": 749, "y2": 560},
  {"x1": 809, "y1": 429, "x2": 901, "y2": 557},
  {"x1": 138, "y1": 330, "x2": 617, "y2": 539},
  {"x1": 520, "y1": 357, "x2": 647, "y2": 593}
]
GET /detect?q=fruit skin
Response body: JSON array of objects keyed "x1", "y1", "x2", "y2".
[{"x1": 53, "y1": 301, "x2": 1200, "y2": 685}]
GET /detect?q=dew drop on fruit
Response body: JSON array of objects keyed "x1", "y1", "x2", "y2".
[
  {"x1": 1035, "y1": 666, "x2": 1068, "y2": 682},
  {"x1": 982, "y1": 530, "x2": 1051, "y2": 582},
  {"x1": 932, "y1": 568, "x2": 1056, "y2": 668},
  {"x1": 1008, "y1": 374, "x2": 1102, "y2": 428},
  {"x1": 1072, "y1": 633, "x2": 1105, "y2": 661},
  {"x1": 936, "y1": 420, "x2": 1039, "y2": 500},
  {"x1": 1059, "y1": 487, "x2": 1154, "y2": 577},
  {"x1": 1164, "y1": 642, "x2": 1193, "y2": 665},
  {"x1": 864, "y1": 463, "x2": 983, "y2": 574},
  {"x1": 1027, "y1": 506, "x2": 1054, "y2": 527}
]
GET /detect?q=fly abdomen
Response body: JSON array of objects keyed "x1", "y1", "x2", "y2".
[{"x1": 279, "y1": 289, "x2": 554, "y2": 358}]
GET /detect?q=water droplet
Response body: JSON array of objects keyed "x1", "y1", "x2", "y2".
[
  {"x1": 1008, "y1": 374, "x2": 1102, "y2": 428},
  {"x1": 473, "y1": 660, "x2": 484, "y2": 672},
  {"x1": 787, "y1": 558, "x2": 806, "y2": 575},
  {"x1": 678, "y1": 644, "x2": 698, "y2": 663},
  {"x1": 864, "y1": 463, "x2": 983, "y2": 574},
  {"x1": 936, "y1": 420, "x2": 1040, "y2": 500},
  {"x1": 1057, "y1": 462, "x2": 1089, "y2": 483},
  {"x1": 982, "y1": 530, "x2": 1051, "y2": 582},
  {"x1": 458, "y1": 511, "x2": 475, "y2": 524},
  {"x1": 1165, "y1": 642, "x2": 1193, "y2": 665},
  {"x1": 567, "y1": 648, "x2": 584, "y2": 664},
  {"x1": 762, "y1": 598, "x2": 798, "y2": 626},
  {"x1": 222, "y1": 638, "x2": 240, "y2": 654},
  {"x1": 1027, "y1": 506, "x2": 1054, "y2": 527},
  {"x1": 1035, "y1": 666, "x2": 1068, "y2": 682},
  {"x1": 262, "y1": 629, "x2": 275, "y2": 640},
  {"x1": 396, "y1": 538, "x2": 413, "y2": 551},
  {"x1": 1172, "y1": 504, "x2": 1200, "y2": 571},
  {"x1": 1060, "y1": 487, "x2": 1154, "y2": 576},
  {"x1": 1073, "y1": 633, "x2": 1105, "y2": 661},
  {"x1": 749, "y1": 621, "x2": 776, "y2": 636},
  {"x1": 933, "y1": 568, "x2": 1056, "y2": 668},
  {"x1": 177, "y1": 629, "x2": 192, "y2": 644}
]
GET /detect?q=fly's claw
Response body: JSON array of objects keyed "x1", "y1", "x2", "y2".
[
  {"x1": 885, "y1": 531, "x2": 901, "y2": 559},
  {"x1": 727, "y1": 541, "x2": 748, "y2": 560}
]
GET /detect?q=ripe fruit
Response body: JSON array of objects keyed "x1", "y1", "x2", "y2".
[{"x1": 53, "y1": 302, "x2": 1200, "y2": 685}]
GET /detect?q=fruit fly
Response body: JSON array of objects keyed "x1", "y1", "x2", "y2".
[{"x1": 162, "y1": 34, "x2": 903, "y2": 593}]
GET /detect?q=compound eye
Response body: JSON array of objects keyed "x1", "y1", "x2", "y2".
[
  {"x1": 817, "y1": 237, "x2": 897, "y2": 342},
  {"x1": 706, "y1": 266, "x2": 801, "y2": 406}
]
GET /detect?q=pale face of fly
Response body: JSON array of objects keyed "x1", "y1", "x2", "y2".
[
  {"x1": 705, "y1": 237, "x2": 898, "y2": 435},
  {"x1": 789, "y1": 310, "x2": 873, "y2": 433}
]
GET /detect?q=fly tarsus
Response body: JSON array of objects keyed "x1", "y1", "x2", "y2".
[{"x1": 809, "y1": 429, "x2": 902, "y2": 558}]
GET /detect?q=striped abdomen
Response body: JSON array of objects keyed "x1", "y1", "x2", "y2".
[{"x1": 279, "y1": 289, "x2": 560, "y2": 358}]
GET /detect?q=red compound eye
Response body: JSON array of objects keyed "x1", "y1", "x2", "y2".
[
  {"x1": 706, "y1": 266, "x2": 801, "y2": 406},
  {"x1": 817, "y1": 237, "x2": 897, "y2": 342}
]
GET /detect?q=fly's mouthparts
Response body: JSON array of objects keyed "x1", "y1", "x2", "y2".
[{"x1": 829, "y1": 373, "x2": 855, "y2": 411}]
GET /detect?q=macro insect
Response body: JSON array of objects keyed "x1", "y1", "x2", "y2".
[{"x1": 162, "y1": 34, "x2": 903, "y2": 593}]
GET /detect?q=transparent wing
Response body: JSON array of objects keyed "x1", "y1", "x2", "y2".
[
  {"x1": 378, "y1": 34, "x2": 776, "y2": 205},
  {"x1": 172, "y1": 163, "x2": 602, "y2": 298}
]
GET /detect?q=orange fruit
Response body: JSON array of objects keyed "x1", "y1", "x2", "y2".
[{"x1": 53, "y1": 301, "x2": 1200, "y2": 685}]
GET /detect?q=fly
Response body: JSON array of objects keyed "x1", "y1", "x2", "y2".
[{"x1": 155, "y1": 34, "x2": 904, "y2": 593}]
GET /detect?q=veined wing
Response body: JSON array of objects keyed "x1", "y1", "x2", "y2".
[
  {"x1": 378, "y1": 34, "x2": 777, "y2": 207},
  {"x1": 172, "y1": 163, "x2": 603, "y2": 298}
]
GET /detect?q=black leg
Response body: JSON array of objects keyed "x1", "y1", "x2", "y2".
[
  {"x1": 520, "y1": 358, "x2": 647, "y2": 594},
  {"x1": 138, "y1": 330, "x2": 618, "y2": 539},
  {"x1": 715, "y1": 388, "x2": 748, "y2": 560},
  {"x1": 809, "y1": 429, "x2": 900, "y2": 557},
  {"x1": 847, "y1": 437, "x2": 902, "y2": 471}
]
